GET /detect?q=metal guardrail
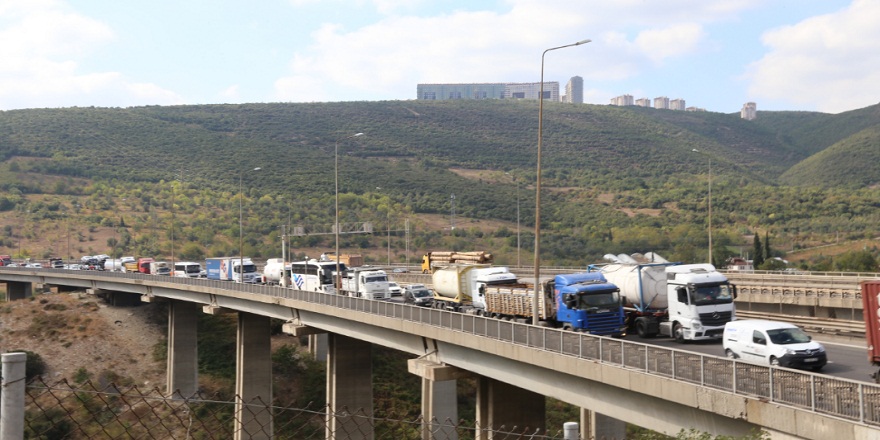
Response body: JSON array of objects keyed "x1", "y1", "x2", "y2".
[{"x1": 4, "y1": 267, "x2": 880, "y2": 428}]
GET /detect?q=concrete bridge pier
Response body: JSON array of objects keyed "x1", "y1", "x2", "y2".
[
  {"x1": 234, "y1": 312, "x2": 273, "y2": 440},
  {"x1": 580, "y1": 408, "x2": 626, "y2": 440},
  {"x1": 4, "y1": 281, "x2": 32, "y2": 300},
  {"x1": 407, "y1": 358, "x2": 467, "y2": 440},
  {"x1": 477, "y1": 377, "x2": 545, "y2": 439},
  {"x1": 166, "y1": 300, "x2": 199, "y2": 399},
  {"x1": 326, "y1": 334, "x2": 373, "y2": 440},
  {"x1": 309, "y1": 333, "x2": 328, "y2": 362}
]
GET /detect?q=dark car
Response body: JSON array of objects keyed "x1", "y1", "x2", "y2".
[{"x1": 403, "y1": 284, "x2": 433, "y2": 307}]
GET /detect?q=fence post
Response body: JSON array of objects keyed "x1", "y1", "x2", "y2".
[
  {"x1": 563, "y1": 421, "x2": 579, "y2": 440},
  {"x1": 1, "y1": 352, "x2": 27, "y2": 440}
]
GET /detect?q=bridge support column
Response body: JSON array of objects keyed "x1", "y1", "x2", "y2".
[
  {"x1": 326, "y1": 334, "x2": 373, "y2": 440},
  {"x1": 166, "y1": 300, "x2": 199, "y2": 399},
  {"x1": 234, "y1": 312, "x2": 273, "y2": 440},
  {"x1": 580, "y1": 408, "x2": 626, "y2": 440},
  {"x1": 5, "y1": 281, "x2": 32, "y2": 300},
  {"x1": 309, "y1": 333, "x2": 328, "y2": 362},
  {"x1": 408, "y1": 359, "x2": 467, "y2": 440},
  {"x1": 476, "y1": 376, "x2": 545, "y2": 439}
]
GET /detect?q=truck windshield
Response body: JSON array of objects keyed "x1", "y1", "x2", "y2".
[
  {"x1": 578, "y1": 290, "x2": 620, "y2": 309},
  {"x1": 690, "y1": 283, "x2": 735, "y2": 306},
  {"x1": 365, "y1": 275, "x2": 388, "y2": 283}
]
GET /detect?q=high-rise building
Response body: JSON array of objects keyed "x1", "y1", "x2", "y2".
[
  {"x1": 564, "y1": 76, "x2": 583, "y2": 103},
  {"x1": 654, "y1": 96, "x2": 670, "y2": 109},
  {"x1": 635, "y1": 98, "x2": 652, "y2": 108},
  {"x1": 610, "y1": 94, "x2": 634, "y2": 106},
  {"x1": 741, "y1": 102, "x2": 757, "y2": 120},
  {"x1": 670, "y1": 98, "x2": 686, "y2": 111}
]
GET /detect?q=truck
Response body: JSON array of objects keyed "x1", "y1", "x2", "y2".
[
  {"x1": 421, "y1": 251, "x2": 493, "y2": 274},
  {"x1": 341, "y1": 267, "x2": 391, "y2": 300},
  {"x1": 174, "y1": 261, "x2": 204, "y2": 278},
  {"x1": 0, "y1": 255, "x2": 12, "y2": 266},
  {"x1": 205, "y1": 257, "x2": 259, "y2": 283},
  {"x1": 149, "y1": 261, "x2": 172, "y2": 276},
  {"x1": 590, "y1": 252, "x2": 737, "y2": 343},
  {"x1": 482, "y1": 272, "x2": 627, "y2": 336},
  {"x1": 324, "y1": 252, "x2": 364, "y2": 268},
  {"x1": 122, "y1": 257, "x2": 154, "y2": 274},
  {"x1": 430, "y1": 264, "x2": 519, "y2": 311},
  {"x1": 261, "y1": 258, "x2": 291, "y2": 287},
  {"x1": 105, "y1": 256, "x2": 136, "y2": 272},
  {"x1": 861, "y1": 280, "x2": 880, "y2": 382}
]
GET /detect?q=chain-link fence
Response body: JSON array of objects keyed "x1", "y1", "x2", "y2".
[{"x1": 15, "y1": 376, "x2": 583, "y2": 440}]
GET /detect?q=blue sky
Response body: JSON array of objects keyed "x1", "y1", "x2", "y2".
[{"x1": 1, "y1": 0, "x2": 876, "y2": 114}]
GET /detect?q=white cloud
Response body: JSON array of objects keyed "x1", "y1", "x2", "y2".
[
  {"x1": 0, "y1": 0, "x2": 182, "y2": 109},
  {"x1": 748, "y1": 0, "x2": 880, "y2": 113},
  {"x1": 273, "y1": 0, "x2": 756, "y2": 102},
  {"x1": 634, "y1": 24, "x2": 706, "y2": 63}
]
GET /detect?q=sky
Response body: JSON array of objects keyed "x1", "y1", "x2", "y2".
[{"x1": 1, "y1": 0, "x2": 878, "y2": 114}]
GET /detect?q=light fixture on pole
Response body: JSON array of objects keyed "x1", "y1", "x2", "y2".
[
  {"x1": 534, "y1": 38, "x2": 591, "y2": 325},
  {"x1": 692, "y1": 149, "x2": 712, "y2": 264},
  {"x1": 240, "y1": 167, "x2": 261, "y2": 283},
  {"x1": 335, "y1": 132, "x2": 364, "y2": 292},
  {"x1": 506, "y1": 172, "x2": 522, "y2": 267}
]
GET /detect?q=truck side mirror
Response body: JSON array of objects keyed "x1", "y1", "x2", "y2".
[
  {"x1": 676, "y1": 287, "x2": 688, "y2": 304},
  {"x1": 732, "y1": 285, "x2": 738, "y2": 299},
  {"x1": 563, "y1": 293, "x2": 577, "y2": 309}
]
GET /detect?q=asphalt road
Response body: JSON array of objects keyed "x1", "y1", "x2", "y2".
[{"x1": 628, "y1": 334, "x2": 877, "y2": 383}]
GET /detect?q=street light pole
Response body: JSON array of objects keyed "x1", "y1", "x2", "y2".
[
  {"x1": 534, "y1": 38, "x2": 591, "y2": 325},
  {"x1": 692, "y1": 149, "x2": 712, "y2": 264},
  {"x1": 336, "y1": 132, "x2": 364, "y2": 292},
  {"x1": 240, "y1": 167, "x2": 261, "y2": 283}
]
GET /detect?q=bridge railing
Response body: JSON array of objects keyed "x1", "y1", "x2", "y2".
[{"x1": 7, "y1": 268, "x2": 880, "y2": 427}]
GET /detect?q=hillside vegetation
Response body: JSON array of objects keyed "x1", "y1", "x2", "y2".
[{"x1": 0, "y1": 100, "x2": 878, "y2": 268}]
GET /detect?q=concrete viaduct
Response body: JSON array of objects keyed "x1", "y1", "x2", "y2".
[{"x1": 2, "y1": 267, "x2": 880, "y2": 440}]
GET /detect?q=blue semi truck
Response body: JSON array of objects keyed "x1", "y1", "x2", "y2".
[{"x1": 482, "y1": 271, "x2": 626, "y2": 336}]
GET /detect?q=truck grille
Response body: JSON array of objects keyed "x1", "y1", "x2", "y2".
[
  {"x1": 584, "y1": 312, "x2": 624, "y2": 335},
  {"x1": 699, "y1": 311, "x2": 733, "y2": 327}
]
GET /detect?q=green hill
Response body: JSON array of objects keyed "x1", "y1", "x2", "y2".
[{"x1": 0, "y1": 100, "x2": 878, "y2": 267}]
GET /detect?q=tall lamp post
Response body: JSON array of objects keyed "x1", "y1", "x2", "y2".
[
  {"x1": 335, "y1": 132, "x2": 364, "y2": 291},
  {"x1": 240, "y1": 167, "x2": 262, "y2": 282},
  {"x1": 692, "y1": 149, "x2": 712, "y2": 264},
  {"x1": 534, "y1": 38, "x2": 591, "y2": 325},
  {"x1": 506, "y1": 172, "x2": 521, "y2": 267}
]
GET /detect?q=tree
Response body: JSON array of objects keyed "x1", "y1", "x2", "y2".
[
  {"x1": 834, "y1": 250, "x2": 878, "y2": 272},
  {"x1": 752, "y1": 234, "x2": 764, "y2": 268},
  {"x1": 764, "y1": 232, "x2": 771, "y2": 262}
]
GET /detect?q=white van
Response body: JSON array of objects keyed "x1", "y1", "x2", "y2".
[{"x1": 722, "y1": 319, "x2": 827, "y2": 371}]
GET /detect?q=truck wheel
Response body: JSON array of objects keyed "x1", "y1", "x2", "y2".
[
  {"x1": 673, "y1": 323, "x2": 685, "y2": 343},
  {"x1": 636, "y1": 320, "x2": 652, "y2": 338},
  {"x1": 562, "y1": 323, "x2": 573, "y2": 331},
  {"x1": 725, "y1": 349, "x2": 738, "y2": 359}
]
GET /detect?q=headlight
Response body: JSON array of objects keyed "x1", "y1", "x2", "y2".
[
  {"x1": 692, "y1": 322, "x2": 702, "y2": 330},
  {"x1": 784, "y1": 348, "x2": 796, "y2": 356}
]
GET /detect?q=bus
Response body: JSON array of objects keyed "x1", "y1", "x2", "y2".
[{"x1": 288, "y1": 259, "x2": 347, "y2": 293}]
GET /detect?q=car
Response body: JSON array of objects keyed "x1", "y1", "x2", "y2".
[
  {"x1": 392, "y1": 267, "x2": 408, "y2": 273},
  {"x1": 403, "y1": 284, "x2": 433, "y2": 307},
  {"x1": 25, "y1": 263, "x2": 43, "y2": 268},
  {"x1": 388, "y1": 281, "x2": 402, "y2": 296},
  {"x1": 723, "y1": 319, "x2": 827, "y2": 371}
]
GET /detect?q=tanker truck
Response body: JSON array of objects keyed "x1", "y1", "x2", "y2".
[
  {"x1": 262, "y1": 258, "x2": 291, "y2": 287},
  {"x1": 590, "y1": 252, "x2": 736, "y2": 343},
  {"x1": 483, "y1": 272, "x2": 627, "y2": 336},
  {"x1": 431, "y1": 265, "x2": 519, "y2": 312}
]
